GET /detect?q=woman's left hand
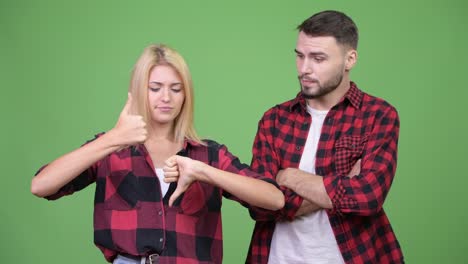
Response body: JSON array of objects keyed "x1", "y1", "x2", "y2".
[
  {"x1": 163, "y1": 159, "x2": 179, "y2": 183},
  {"x1": 164, "y1": 155, "x2": 203, "y2": 206}
]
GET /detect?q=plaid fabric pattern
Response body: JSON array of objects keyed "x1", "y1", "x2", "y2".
[
  {"x1": 39, "y1": 138, "x2": 274, "y2": 263},
  {"x1": 247, "y1": 82, "x2": 404, "y2": 263}
]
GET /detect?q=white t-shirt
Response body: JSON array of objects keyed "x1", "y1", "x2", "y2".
[
  {"x1": 268, "y1": 105, "x2": 344, "y2": 264},
  {"x1": 155, "y1": 168, "x2": 170, "y2": 197}
]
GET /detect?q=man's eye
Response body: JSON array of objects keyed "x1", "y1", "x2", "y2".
[{"x1": 314, "y1": 57, "x2": 325, "y2": 62}]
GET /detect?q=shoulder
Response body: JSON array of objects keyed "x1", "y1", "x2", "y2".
[
  {"x1": 199, "y1": 139, "x2": 240, "y2": 156},
  {"x1": 360, "y1": 91, "x2": 399, "y2": 118},
  {"x1": 259, "y1": 97, "x2": 297, "y2": 122},
  {"x1": 189, "y1": 139, "x2": 226, "y2": 154},
  {"x1": 201, "y1": 139, "x2": 223, "y2": 150},
  {"x1": 195, "y1": 139, "x2": 232, "y2": 164}
]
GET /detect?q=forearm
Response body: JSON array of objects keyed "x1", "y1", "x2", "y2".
[
  {"x1": 195, "y1": 162, "x2": 284, "y2": 211},
  {"x1": 295, "y1": 199, "x2": 321, "y2": 217},
  {"x1": 249, "y1": 189, "x2": 321, "y2": 220},
  {"x1": 31, "y1": 132, "x2": 121, "y2": 197},
  {"x1": 324, "y1": 169, "x2": 394, "y2": 216},
  {"x1": 323, "y1": 107, "x2": 399, "y2": 216},
  {"x1": 293, "y1": 174, "x2": 332, "y2": 209},
  {"x1": 283, "y1": 169, "x2": 333, "y2": 209},
  {"x1": 248, "y1": 187, "x2": 300, "y2": 221}
]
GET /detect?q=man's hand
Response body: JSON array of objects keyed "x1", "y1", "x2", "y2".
[
  {"x1": 278, "y1": 159, "x2": 362, "y2": 216},
  {"x1": 108, "y1": 93, "x2": 148, "y2": 149},
  {"x1": 165, "y1": 155, "x2": 203, "y2": 206},
  {"x1": 276, "y1": 168, "x2": 302, "y2": 189},
  {"x1": 347, "y1": 159, "x2": 361, "y2": 178}
]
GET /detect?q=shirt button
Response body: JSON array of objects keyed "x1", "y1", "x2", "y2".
[
  {"x1": 160, "y1": 238, "x2": 164, "y2": 243},
  {"x1": 158, "y1": 210, "x2": 163, "y2": 216},
  {"x1": 296, "y1": 146, "x2": 301, "y2": 151},
  {"x1": 326, "y1": 117, "x2": 333, "y2": 124}
]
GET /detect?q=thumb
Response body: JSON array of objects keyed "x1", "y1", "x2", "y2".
[
  {"x1": 169, "y1": 185, "x2": 184, "y2": 207},
  {"x1": 165, "y1": 155, "x2": 178, "y2": 167},
  {"x1": 121, "y1": 92, "x2": 133, "y2": 116}
]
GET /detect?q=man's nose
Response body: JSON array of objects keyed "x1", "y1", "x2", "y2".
[{"x1": 300, "y1": 59, "x2": 312, "y2": 75}]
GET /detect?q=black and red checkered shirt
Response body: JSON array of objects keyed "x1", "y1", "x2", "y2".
[
  {"x1": 40, "y1": 138, "x2": 276, "y2": 263},
  {"x1": 246, "y1": 82, "x2": 404, "y2": 263}
]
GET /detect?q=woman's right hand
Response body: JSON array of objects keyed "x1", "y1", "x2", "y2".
[
  {"x1": 108, "y1": 93, "x2": 148, "y2": 149},
  {"x1": 31, "y1": 93, "x2": 147, "y2": 197}
]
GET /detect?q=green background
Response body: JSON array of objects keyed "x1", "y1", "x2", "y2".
[{"x1": 1, "y1": 0, "x2": 466, "y2": 263}]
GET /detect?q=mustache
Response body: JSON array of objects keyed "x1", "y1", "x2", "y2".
[{"x1": 298, "y1": 75, "x2": 318, "y2": 82}]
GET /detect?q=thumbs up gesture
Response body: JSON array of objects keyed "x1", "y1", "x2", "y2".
[{"x1": 108, "y1": 93, "x2": 148, "y2": 149}]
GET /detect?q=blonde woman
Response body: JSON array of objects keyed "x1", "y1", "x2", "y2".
[{"x1": 31, "y1": 44, "x2": 284, "y2": 264}]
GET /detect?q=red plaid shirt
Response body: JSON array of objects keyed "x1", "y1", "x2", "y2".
[
  {"x1": 246, "y1": 82, "x2": 404, "y2": 263},
  {"x1": 39, "y1": 138, "x2": 276, "y2": 263}
]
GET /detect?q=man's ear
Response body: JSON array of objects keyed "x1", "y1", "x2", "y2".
[{"x1": 345, "y1": 49, "x2": 357, "y2": 71}]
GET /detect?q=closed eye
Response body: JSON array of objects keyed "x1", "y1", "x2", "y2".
[
  {"x1": 171, "y1": 84, "x2": 182, "y2": 92},
  {"x1": 295, "y1": 49, "x2": 304, "y2": 59},
  {"x1": 314, "y1": 57, "x2": 325, "y2": 63}
]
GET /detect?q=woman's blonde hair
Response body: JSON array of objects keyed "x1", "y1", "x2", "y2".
[{"x1": 129, "y1": 44, "x2": 203, "y2": 144}]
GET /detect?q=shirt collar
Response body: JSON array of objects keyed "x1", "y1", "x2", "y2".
[
  {"x1": 290, "y1": 81, "x2": 363, "y2": 111},
  {"x1": 345, "y1": 82, "x2": 363, "y2": 109},
  {"x1": 182, "y1": 139, "x2": 203, "y2": 149}
]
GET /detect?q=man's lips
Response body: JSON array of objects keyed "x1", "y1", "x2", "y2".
[{"x1": 301, "y1": 79, "x2": 317, "y2": 85}]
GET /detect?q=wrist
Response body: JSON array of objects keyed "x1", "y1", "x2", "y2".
[
  {"x1": 193, "y1": 161, "x2": 213, "y2": 183},
  {"x1": 191, "y1": 160, "x2": 205, "y2": 178},
  {"x1": 290, "y1": 170, "x2": 304, "y2": 192},
  {"x1": 101, "y1": 131, "x2": 124, "y2": 150}
]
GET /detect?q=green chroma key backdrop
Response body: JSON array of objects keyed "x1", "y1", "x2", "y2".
[{"x1": 1, "y1": 0, "x2": 466, "y2": 263}]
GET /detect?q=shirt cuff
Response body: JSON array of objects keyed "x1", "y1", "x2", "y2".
[
  {"x1": 324, "y1": 176, "x2": 358, "y2": 215},
  {"x1": 280, "y1": 188, "x2": 304, "y2": 221}
]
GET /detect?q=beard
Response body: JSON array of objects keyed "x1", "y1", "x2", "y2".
[{"x1": 299, "y1": 70, "x2": 344, "y2": 99}]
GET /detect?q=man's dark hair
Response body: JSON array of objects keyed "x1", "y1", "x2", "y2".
[{"x1": 297, "y1": 10, "x2": 358, "y2": 49}]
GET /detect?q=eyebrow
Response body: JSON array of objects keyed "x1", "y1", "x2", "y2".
[
  {"x1": 294, "y1": 49, "x2": 327, "y2": 57},
  {"x1": 149, "y1": 81, "x2": 182, "y2": 85}
]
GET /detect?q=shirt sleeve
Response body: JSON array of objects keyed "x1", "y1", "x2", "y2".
[
  {"x1": 248, "y1": 111, "x2": 304, "y2": 222},
  {"x1": 324, "y1": 105, "x2": 400, "y2": 216},
  {"x1": 35, "y1": 134, "x2": 102, "y2": 200},
  {"x1": 211, "y1": 142, "x2": 280, "y2": 202}
]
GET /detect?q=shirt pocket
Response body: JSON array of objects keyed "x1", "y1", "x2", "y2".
[
  {"x1": 333, "y1": 135, "x2": 367, "y2": 175},
  {"x1": 103, "y1": 171, "x2": 141, "y2": 211},
  {"x1": 177, "y1": 182, "x2": 219, "y2": 216}
]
